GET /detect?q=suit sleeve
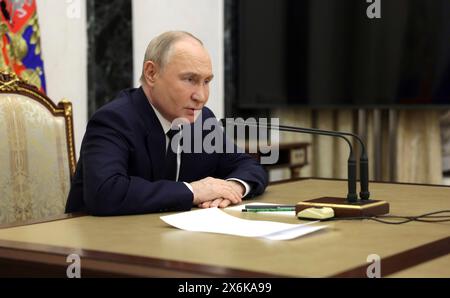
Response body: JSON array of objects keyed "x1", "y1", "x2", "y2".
[{"x1": 81, "y1": 109, "x2": 193, "y2": 216}]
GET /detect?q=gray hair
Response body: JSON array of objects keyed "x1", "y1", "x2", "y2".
[{"x1": 140, "y1": 31, "x2": 203, "y2": 84}]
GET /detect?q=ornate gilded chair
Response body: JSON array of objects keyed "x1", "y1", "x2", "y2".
[{"x1": 0, "y1": 72, "x2": 76, "y2": 225}]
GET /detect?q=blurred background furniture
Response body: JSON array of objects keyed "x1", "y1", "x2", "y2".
[{"x1": 244, "y1": 141, "x2": 310, "y2": 182}]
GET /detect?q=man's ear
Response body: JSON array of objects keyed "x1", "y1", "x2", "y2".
[{"x1": 143, "y1": 61, "x2": 159, "y2": 86}]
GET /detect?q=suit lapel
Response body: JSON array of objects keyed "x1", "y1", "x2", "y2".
[
  {"x1": 146, "y1": 133, "x2": 165, "y2": 180},
  {"x1": 131, "y1": 88, "x2": 166, "y2": 180}
]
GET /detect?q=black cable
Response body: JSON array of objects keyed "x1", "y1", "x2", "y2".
[{"x1": 326, "y1": 210, "x2": 450, "y2": 225}]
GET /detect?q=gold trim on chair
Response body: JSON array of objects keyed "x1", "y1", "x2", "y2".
[{"x1": 0, "y1": 71, "x2": 77, "y2": 177}]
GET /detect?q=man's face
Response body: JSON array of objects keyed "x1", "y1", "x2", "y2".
[{"x1": 148, "y1": 39, "x2": 214, "y2": 124}]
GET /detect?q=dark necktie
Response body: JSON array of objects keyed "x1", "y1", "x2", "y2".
[{"x1": 164, "y1": 128, "x2": 180, "y2": 181}]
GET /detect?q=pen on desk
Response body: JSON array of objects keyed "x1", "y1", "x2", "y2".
[
  {"x1": 242, "y1": 206, "x2": 296, "y2": 212},
  {"x1": 244, "y1": 205, "x2": 295, "y2": 210},
  {"x1": 242, "y1": 208, "x2": 295, "y2": 212}
]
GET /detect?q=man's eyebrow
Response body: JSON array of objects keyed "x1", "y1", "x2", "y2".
[{"x1": 180, "y1": 72, "x2": 214, "y2": 80}]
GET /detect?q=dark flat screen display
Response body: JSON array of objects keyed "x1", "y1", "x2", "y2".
[{"x1": 236, "y1": 0, "x2": 450, "y2": 108}]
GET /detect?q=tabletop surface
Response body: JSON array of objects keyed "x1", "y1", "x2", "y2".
[{"x1": 0, "y1": 179, "x2": 448, "y2": 277}]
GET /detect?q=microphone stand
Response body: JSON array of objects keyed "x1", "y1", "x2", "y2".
[
  {"x1": 280, "y1": 124, "x2": 370, "y2": 200},
  {"x1": 222, "y1": 119, "x2": 389, "y2": 218}
]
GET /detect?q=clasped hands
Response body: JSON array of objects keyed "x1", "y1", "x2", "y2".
[{"x1": 191, "y1": 177, "x2": 245, "y2": 209}]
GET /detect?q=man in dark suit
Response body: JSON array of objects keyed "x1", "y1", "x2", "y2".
[{"x1": 66, "y1": 31, "x2": 268, "y2": 216}]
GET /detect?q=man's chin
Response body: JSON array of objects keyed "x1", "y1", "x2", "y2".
[
  {"x1": 172, "y1": 110, "x2": 202, "y2": 124},
  {"x1": 188, "y1": 110, "x2": 202, "y2": 123},
  {"x1": 193, "y1": 110, "x2": 202, "y2": 121}
]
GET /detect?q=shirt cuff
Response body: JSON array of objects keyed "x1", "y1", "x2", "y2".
[
  {"x1": 183, "y1": 182, "x2": 194, "y2": 194},
  {"x1": 227, "y1": 178, "x2": 251, "y2": 198}
]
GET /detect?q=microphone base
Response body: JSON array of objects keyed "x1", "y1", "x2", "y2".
[{"x1": 296, "y1": 197, "x2": 389, "y2": 218}]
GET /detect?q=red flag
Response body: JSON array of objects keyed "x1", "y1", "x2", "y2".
[{"x1": 0, "y1": 0, "x2": 46, "y2": 93}]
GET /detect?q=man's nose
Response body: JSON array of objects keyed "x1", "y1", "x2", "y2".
[{"x1": 192, "y1": 86, "x2": 208, "y2": 102}]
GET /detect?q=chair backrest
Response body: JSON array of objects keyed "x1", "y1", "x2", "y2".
[{"x1": 0, "y1": 72, "x2": 76, "y2": 225}]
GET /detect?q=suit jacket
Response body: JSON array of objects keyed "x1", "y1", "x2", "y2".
[{"x1": 66, "y1": 87, "x2": 268, "y2": 216}]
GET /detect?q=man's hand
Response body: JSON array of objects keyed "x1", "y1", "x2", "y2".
[
  {"x1": 227, "y1": 180, "x2": 246, "y2": 197},
  {"x1": 190, "y1": 177, "x2": 244, "y2": 208}
]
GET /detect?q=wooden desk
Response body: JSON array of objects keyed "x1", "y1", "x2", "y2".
[
  {"x1": 390, "y1": 254, "x2": 450, "y2": 277},
  {"x1": 0, "y1": 179, "x2": 448, "y2": 277}
]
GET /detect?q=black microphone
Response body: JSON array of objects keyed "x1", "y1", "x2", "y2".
[
  {"x1": 221, "y1": 118, "x2": 358, "y2": 203},
  {"x1": 221, "y1": 118, "x2": 389, "y2": 218},
  {"x1": 278, "y1": 124, "x2": 370, "y2": 200}
]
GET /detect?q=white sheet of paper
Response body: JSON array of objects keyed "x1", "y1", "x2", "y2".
[
  {"x1": 226, "y1": 202, "x2": 297, "y2": 217},
  {"x1": 160, "y1": 208, "x2": 327, "y2": 241}
]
